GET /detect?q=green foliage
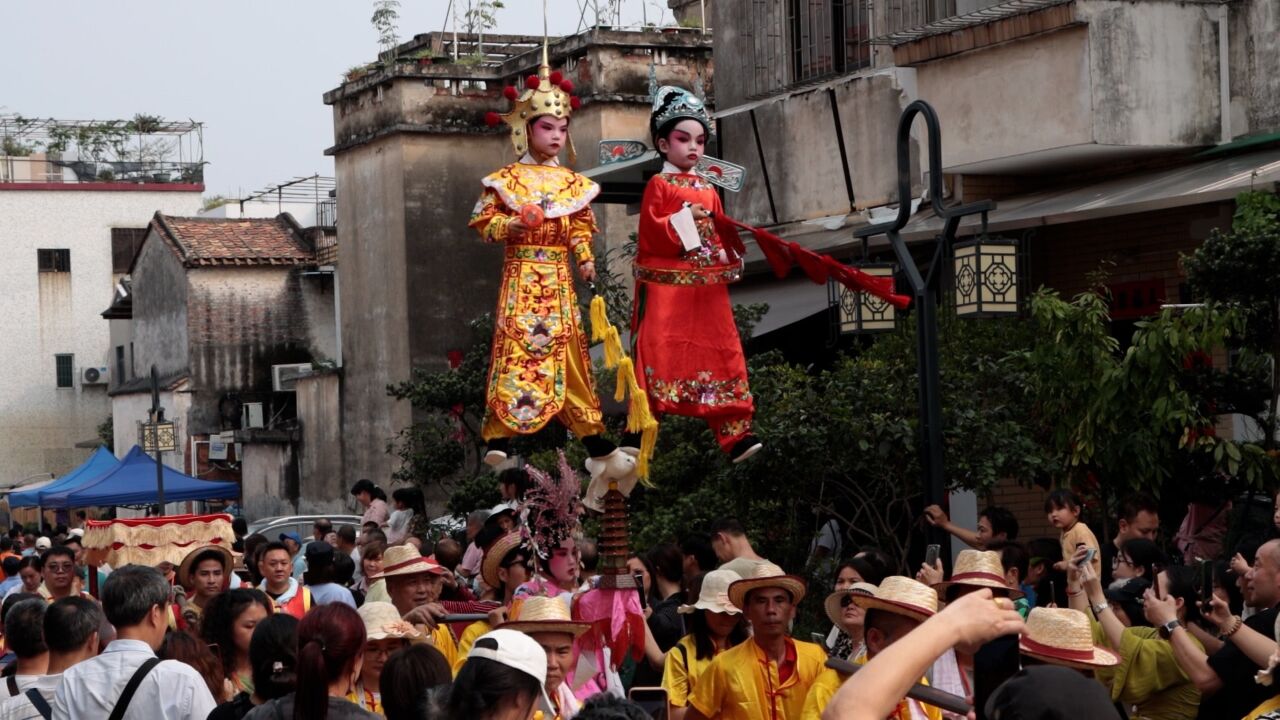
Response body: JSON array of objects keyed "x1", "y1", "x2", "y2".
[
  {"x1": 371, "y1": 0, "x2": 401, "y2": 53},
  {"x1": 462, "y1": 0, "x2": 505, "y2": 34},
  {"x1": 202, "y1": 195, "x2": 232, "y2": 212},
  {"x1": 96, "y1": 415, "x2": 114, "y2": 452}
]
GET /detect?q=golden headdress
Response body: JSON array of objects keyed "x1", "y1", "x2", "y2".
[{"x1": 485, "y1": 41, "x2": 582, "y2": 163}]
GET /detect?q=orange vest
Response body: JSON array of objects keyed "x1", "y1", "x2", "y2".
[{"x1": 275, "y1": 587, "x2": 312, "y2": 619}]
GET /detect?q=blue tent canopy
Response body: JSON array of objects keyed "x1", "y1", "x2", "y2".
[
  {"x1": 10, "y1": 446, "x2": 120, "y2": 508},
  {"x1": 44, "y1": 445, "x2": 240, "y2": 508}
]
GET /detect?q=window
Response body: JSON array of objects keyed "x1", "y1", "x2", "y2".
[
  {"x1": 111, "y1": 228, "x2": 148, "y2": 273},
  {"x1": 55, "y1": 354, "x2": 74, "y2": 388},
  {"x1": 38, "y1": 249, "x2": 71, "y2": 273},
  {"x1": 115, "y1": 346, "x2": 126, "y2": 385}
]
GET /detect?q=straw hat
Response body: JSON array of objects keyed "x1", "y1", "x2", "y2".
[
  {"x1": 931, "y1": 550, "x2": 1025, "y2": 600},
  {"x1": 176, "y1": 544, "x2": 233, "y2": 590},
  {"x1": 358, "y1": 601, "x2": 425, "y2": 642},
  {"x1": 373, "y1": 545, "x2": 448, "y2": 581},
  {"x1": 824, "y1": 582, "x2": 878, "y2": 627},
  {"x1": 727, "y1": 563, "x2": 807, "y2": 610},
  {"x1": 503, "y1": 595, "x2": 589, "y2": 638},
  {"x1": 850, "y1": 576, "x2": 938, "y2": 624},
  {"x1": 678, "y1": 569, "x2": 743, "y2": 616},
  {"x1": 481, "y1": 531, "x2": 529, "y2": 590},
  {"x1": 1019, "y1": 607, "x2": 1120, "y2": 670}
]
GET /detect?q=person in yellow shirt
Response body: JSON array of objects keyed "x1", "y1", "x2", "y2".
[
  {"x1": 1046, "y1": 489, "x2": 1102, "y2": 577},
  {"x1": 686, "y1": 564, "x2": 824, "y2": 720},
  {"x1": 375, "y1": 544, "x2": 460, "y2": 667},
  {"x1": 801, "y1": 576, "x2": 945, "y2": 720},
  {"x1": 454, "y1": 531, "x2": 534, "y2": 674},
  {"x1": 663, "y1": 569, "x2": 749, "y2": 719}
]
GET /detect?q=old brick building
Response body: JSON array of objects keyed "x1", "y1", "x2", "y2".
[{"x1": 106, "y1": 213, "x2": 337, "y2": 514}]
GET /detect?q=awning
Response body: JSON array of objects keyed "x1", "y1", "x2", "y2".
[
  {"x1": 730, "y1": 278, "x2": 830, "y2": 336},
  {"x1": 898, "y1": 147, "x2": 1280, "y2": 241},
  {"x1": 0, "y1": 478, "x2": 54, "y2": 497}
]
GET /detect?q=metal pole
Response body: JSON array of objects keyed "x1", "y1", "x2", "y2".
[
  {"x1": 150, "y1": 365, "x2": 166, "y2": 511},
  {"x1": 854, "y1": 100, "x2": 995, "y2": 564}
]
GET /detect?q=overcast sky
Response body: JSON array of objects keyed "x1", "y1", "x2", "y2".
[{"x1": 1, "y1": 1, "x2": 670, "y2": 198}]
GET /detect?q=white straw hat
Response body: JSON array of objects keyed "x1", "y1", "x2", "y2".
[
  {"x1": 1019, "y1": 607, "x2": 1120, "y2": 670},
  {"x1": 851, "y1": 576, "x2": 938, "y2": 623},
  {"x1": 678, "y1": 569, "x2": 743, "y2": 615}
]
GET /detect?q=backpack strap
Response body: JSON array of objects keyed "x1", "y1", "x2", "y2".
[
  {"x1": 23, "y1": 688, "x2": 51, "y2": 720},
  {"x1": 107, "y1": 657, "x2": 161, "y2": 720},
  {"x1": 6, "y1": 674, "x2": 17, "y2": 697}
]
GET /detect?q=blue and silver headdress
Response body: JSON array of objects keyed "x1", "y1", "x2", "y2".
[{"x1": 649, "y1": 65, "x2": 714, "y2": 143}]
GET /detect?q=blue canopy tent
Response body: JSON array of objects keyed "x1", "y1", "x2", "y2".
[
  {"x1": 11, "y1": 446, "x2": 120, "y2": 508},
  {"x1": 44, "y1": 445, "x2": 240, "y2": 508}
]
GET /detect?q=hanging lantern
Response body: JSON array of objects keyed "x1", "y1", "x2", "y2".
[
  {"x1": 952, "y1": 235, "x2": 1019, "y2": 317},
  {"x1": 829, "y1": 262, "x2": 898, "y2": 335}
]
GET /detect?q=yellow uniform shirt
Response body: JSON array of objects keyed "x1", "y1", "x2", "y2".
[
  {"x1": 427, "y1": 623, "x2": 458, "y2": 670},
  {"x1": 662, "y1": 634, "x2": 720, "y2": 708},
  {"x1": 453, "y1": 620, "x2": 493, "y2": 675},
  {"x1": 688, "y1": 638, "x2": 826, "y2": 720}
]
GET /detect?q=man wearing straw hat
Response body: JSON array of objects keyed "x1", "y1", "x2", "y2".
[
  {"x1": 454, "y1": 530, "x2": 534, "y2": 673},
  {"x1": 505, "y1": 595, "x2": 592, "y2": 719},
  {"x1": 802, "y1": 576, "x2": 944, "y2": 720},
  {"x1": 174, "y1": 544, "x2": 233, "y2": 633},
  {"x1": 686, "y1": 563, "x2": 825, "y2": 720},
  {"x1": 374, "y1": 544, "x2": 461, "y2": 667}
]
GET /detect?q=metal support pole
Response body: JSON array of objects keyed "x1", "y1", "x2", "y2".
[
  {"x1": 150, "y1": 365, "x2": 166, "y2": 511},
  {"x1": 854, "y1": 100, "x2": 995, "y2": 563}
]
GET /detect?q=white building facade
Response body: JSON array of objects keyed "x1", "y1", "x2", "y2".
[{"x1": 0, "y1": 187, "x2": 202, "y2": 484}]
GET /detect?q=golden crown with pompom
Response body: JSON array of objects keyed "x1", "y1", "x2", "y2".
[{"x1": 485, "y1": 45, "x2": 582, "y2": 163}]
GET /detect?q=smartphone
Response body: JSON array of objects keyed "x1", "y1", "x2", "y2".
[
  {"x1": 1076, "y1": 547, "x2": 1096, "y2": 567},
  {"x1": 1200, "y1": 561, "x2": 1215, "y2": 606},
  {"x1": 634, "y1": 571, "x2": 648, "y2": 610},
  {"x1": 629, "y1": 687, "x2": 668, "y2": 719},
  {"x1": 924, "y1": 544, "x2": 941, "y2": 568}
]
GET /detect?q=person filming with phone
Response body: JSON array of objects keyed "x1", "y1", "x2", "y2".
[{"x1": 1067, "y1": 546, "x2": 1204, "y2": 718}]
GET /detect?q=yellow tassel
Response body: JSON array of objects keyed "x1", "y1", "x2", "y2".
[
  {"x1": 614, "y1": 357, "x2": 632, "y2": 403},
  {"x1": 603, "y1": 326, "x2": 623, "y2": 370},
  {"x1": 636, "y1": 424, "x2": 659, "y2": 480},
  {"x1": 590, "y1": 296, "x2": 609, "y2": 343}
]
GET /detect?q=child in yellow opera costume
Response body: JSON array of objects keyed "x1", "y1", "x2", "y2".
[{"x1": 470, "y1": 49, "x2": 639, "y2": 498}]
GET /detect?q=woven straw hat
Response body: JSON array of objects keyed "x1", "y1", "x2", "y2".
[
  {"x1": 358, "y1": 601, "x2": 426, "y2": 642},
  {"x1": 727, "y1": 562, "x2": 807, "y2": 610},
  {"x1": 503, "y1": 595, "x2": 589, "y2": 638},
  {"x1": 177, "y1": 544, "x2": 233, "y2": 590},
  {"x1": 931, "y1": 549, "x2": 1025, "y2": 600},
  {"x1": 1019, "y1": 607, "x2": 1120, "y2": 669},
  {"x1": 678, "y1": 569, "x2": 743, "y2": 616},
  {"x1": 373, "y1": 545, "x2": 448, "y2": 581},
  {"x1": 824, "y1": 582, "x2": 878, "y2": 627},
  {"x1": 481, "y1": 531, "x2": 529, "y2": 590},
  {"x1": 851, "y1": 576, "x2": 938, "y2": 623}
]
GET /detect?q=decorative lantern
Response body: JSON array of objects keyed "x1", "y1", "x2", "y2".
[
  {"x1": 829, "y1": 262, "x2": 898, "y2": 335},
  {"x1": 952, "y1": 235, "x2": 1019, "y2": 317}
]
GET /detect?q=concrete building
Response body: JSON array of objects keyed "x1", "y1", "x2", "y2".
[
  {"x1": 701, "y1": 0, "x2": 1280, "y2": 538},
  {"x1": 0, "y1": 117, "x2": 204, "y2": 486},
  {"x1": 323, "y1": 29, "x2": 713, "y2": 488},
  {"x1": 105, "y1": 213, "x2": 339, "y2": 515}
]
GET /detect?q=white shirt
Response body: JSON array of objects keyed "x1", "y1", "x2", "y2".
[
  {"x1": 0, "y1": 673, "x2": 61, "y2": 720},
  {"x1": 308, "y1": 582, "x2": 357, "y2": 607},
  {"x1": 52, "y1": 639, "x2": 217, "y2": 720}
]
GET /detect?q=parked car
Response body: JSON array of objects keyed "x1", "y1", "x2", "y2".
[{"x1": 246, "y1": 514, "x2": 363, "y2": 542}]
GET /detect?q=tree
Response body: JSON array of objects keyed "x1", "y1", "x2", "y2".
[{"x1": 371, "y1": 0, "x2": 401, "y2": 54}]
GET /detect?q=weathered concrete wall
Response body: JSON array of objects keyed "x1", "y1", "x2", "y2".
[
  {"x1": 296, "y1": 371, "x2": 343, "y2": 505},
  {"x1": 1079, "y1": 0, "x2": 1221, "y2": 148},
  {"x1": 131, "y1": 230, "x2": 191, "y2": 380},
  {"x1": 914, "y1": 27, "x2": 1094, "y2": 171},
  {"x1": 240, "y1": 443, "x2": 295, "y2": 510},
  {"x1": 184, "y1": 267, "x2": 315, "y2": 434},
  {"x1": 1229, "y1": 0, "x2": 1280, "y2": 138},
  {"x1": 300, "y1": 276, "x2": 338, "y2": 364}
]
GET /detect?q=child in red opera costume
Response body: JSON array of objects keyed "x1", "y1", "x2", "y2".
[{"x1": 632, "y1": 86, "x2": 761, "y2": 463}]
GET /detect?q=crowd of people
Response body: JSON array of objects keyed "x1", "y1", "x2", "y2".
[{"x1": 1, "y1": 478, "x2": 1279, "y2": 720}]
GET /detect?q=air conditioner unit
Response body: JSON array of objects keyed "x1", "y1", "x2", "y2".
[
  {"x1": 81, "y1": 367, "x2": 109, "y2": 385},
  {"x1": 271, "y1": 363, "x2": 314, "y2": 392},
  {"x1": 242, "y1": 402, "x2": 264, "y2": 429}
]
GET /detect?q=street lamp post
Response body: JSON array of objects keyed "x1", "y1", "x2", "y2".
[
  {"x1": 852, "y1": 100, "x2": 996, "y2": 556},
  {"x1": 140, "y1": 365, "x2": 176, "y2": 512}
]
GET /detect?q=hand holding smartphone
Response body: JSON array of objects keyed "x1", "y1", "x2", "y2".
[{"x1": 924, "y1": 544, "x2": 941, "y2": 568}]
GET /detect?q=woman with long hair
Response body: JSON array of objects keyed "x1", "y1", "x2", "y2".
[
  {"x1": 662, "y1": 570, "x2": 748, "y2": 720},
  {"x1": 159, "y1": 630, "x2": 229, "y2": 703},
  {"x1": 244, "y1": 603, "x2": 377, "y2": 720},
  {"x1": 201, "y1": 588, "x2": 272, "y2": 695},
  {"x1": 210, "y1": 614, "x2": 300, "y2": 720}
]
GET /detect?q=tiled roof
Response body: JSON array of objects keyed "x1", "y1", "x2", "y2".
[{"x1": 151, "y1": 213, "x2": 314, "y2": 267}]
